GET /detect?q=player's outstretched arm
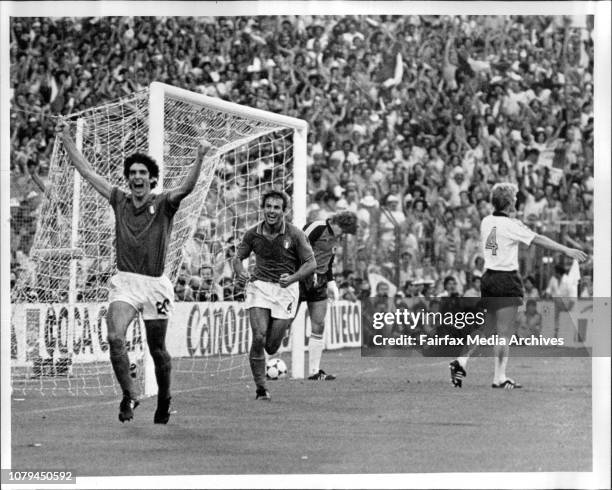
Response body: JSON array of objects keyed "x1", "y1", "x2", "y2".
[
  {"x1": 57, "y1": 122, "x2": 112, "y2": 200},
  {"x1": 167, "y1": 140, "x2": 212, "y2": 207},
  {"x1": 532, "y1": 234, "x2": 588, "y2": 262}
]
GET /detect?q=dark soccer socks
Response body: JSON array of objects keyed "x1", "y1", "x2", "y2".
[
  {"x1": 118, "y1": 395, "x2": 140, "y2": 423},
  {"x1": 249, "y1": 355, "x2": 267, "y2": 388},
  {"x1": 449, "y1": 360, "x2": 467, "y2": 388},
  {"x1": 255, "y1": 387, "x2": 271, "y2": 401},
  {"x1": 154, "y1": 396, "x2": 172, "y2": 424}
]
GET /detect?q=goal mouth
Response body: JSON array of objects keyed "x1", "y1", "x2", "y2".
[{"x1": 11, "y1": 82, "x2": 308, "y2": 396}]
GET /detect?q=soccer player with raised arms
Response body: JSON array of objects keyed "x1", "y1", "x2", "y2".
[
  {"x1": 233, "y1": 190, "x2": 316, "y2": 400},
  {"x1": 301, "y1": 211, "x2": 358, "y2": 380},
  {"x1": 58, "y1": 121, "x2": 210, "y2": 423},
  {"x1": 449, "y1": 183, "x2": 587, "y2": 389}
]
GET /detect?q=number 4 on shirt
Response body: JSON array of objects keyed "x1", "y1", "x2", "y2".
[{"x1": 485, "y1": 226, "x2": 498, "y2": 256}]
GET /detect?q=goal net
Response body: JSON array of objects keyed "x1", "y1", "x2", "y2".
[{"x1": 11, "y1": 82, "x2": 307, "y2": 397}]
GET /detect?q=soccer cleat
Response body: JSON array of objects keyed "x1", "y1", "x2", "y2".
[
  {"x1": 308, "y1": 369, "x2": 336, "y2": 380},
  {"x1": 118, "y1": 396, "x2": 140, "y2": 423},
  {"x1": 492, "y1": 379, "x2": 522, "y2": 390},
  {"x1": 154, "y1": 396, "x2": 172, "y2": 424},
  {"x1": 449, "y1": 360, "x2": 466, "y2": 388},
  {"x1": 255, "y1": 387, "x2": 271, "y2": 401}
]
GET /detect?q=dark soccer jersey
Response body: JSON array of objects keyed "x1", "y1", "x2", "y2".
[
  {"x1": 236, "y1": 220, "x2": 314, "y2": 283},
  {"x1": 303, "y1": 220, "x2": 336, "y2": 281},
  {"x1": 109, "y1": 187, "x2": 179, "y2": 277}
]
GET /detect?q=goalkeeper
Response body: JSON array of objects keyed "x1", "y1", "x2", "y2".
[
  {"x1": 301, "y1": 211, "x2": 358, "y2": 380},
  {"x1": 233, "y1": 190, "x2": 316, "y2": 401},
  {"x1": 58, "y1": 122, "x2": 210, "y2": 423}
]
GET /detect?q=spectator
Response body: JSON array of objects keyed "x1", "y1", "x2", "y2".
[
  {"x1": 523, "y1": 275, "x2": 540, "y2": 299},
  {"x1": 175, "y1": 271, "x2": 194, "y2": 302},
  {"x1": 515, "y1": 299, "x2": 543, "y2": 338},
  {"x1": 439, "y1": 275, "x2": 459, "y2": 298},
  {"x1": 9, "y1": 15, "x2": 594, "y2": 304},
  {"x1": 463, "y1": 275, "x2": 481, "y2": 298},
  {"x1": 192, "y1": 265, "x2": 223, "y2": 302},
  {"x1": 379, "y1": 193, "x2": 405, "y2": 245}
]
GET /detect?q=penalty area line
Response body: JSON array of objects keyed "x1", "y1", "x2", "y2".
[{"x1": 13, "y1": 382, "x2": 224, "y2": 415}]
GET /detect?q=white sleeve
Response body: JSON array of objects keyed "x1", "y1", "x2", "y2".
[{"x1": 508, "y1": 219, "x2": 537, "y2": 245}]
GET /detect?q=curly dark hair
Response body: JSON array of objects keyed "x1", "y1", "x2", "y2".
[
  {"x1": 331, "y1": 210, "x2": 358, "y2": 235},
  {"x1": 443, "y1": 275, "x2": 457, "y2": 289},
  {"x1": 123, "y1": 153, "x2": 160, "y2": 189},
  {"x1": 261, "y1": 189, "x2": 290, "y2": 210}
]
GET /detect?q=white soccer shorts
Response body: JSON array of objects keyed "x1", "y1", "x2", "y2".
[
  {"x1": 109, "y1": 271, "x2": 175, "y2": 320},
  {"x1": 245, "y1": 280, "x2": 299, "y2": 319}
]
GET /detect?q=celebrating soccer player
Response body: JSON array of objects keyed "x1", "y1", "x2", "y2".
[
  {"x1": 301, "y1": 211, "x2": 358, "y2": 380},
  {"x1": 233, "y1": 190, "x2": 316, "y2": 400},
  {"x1": 449, "y1": 183, "x2": 587, "y2": 389},
  {"x1": 58, "y1": 121, "x2": 210, "y2": 423}
]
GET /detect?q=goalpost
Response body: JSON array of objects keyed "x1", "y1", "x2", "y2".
[{"x1": 11, "y1": 82, "x2": 308, "y2": 397}]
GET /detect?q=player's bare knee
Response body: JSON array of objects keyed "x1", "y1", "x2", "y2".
[
  {"x1": 107, "y1": 334, "x2": 126, "y2": 356},
  {"x1": 251, "y1": 332, "x2": 266, "y2": 351},
  {"x1": 310, "y1": 321, "x2": 325, "y2": 336}
]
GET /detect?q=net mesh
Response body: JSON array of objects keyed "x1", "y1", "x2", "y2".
[{"x1": 11, "y1": 85, "x2": 302, "y2": 396}]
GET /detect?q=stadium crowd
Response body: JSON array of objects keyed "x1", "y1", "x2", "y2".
[{"x1": 10, "y1": 15, "x2": 594, "y2": 304}]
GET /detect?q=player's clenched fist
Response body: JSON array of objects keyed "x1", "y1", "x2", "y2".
[
  {"x1": 197, "y1": 139, "x2": 212, "y2": 161},
  {"x1": 279, "y1": 273, "x2": 293, "y2": 288}
]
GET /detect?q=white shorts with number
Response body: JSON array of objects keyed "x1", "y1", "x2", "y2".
[
  {"x1": 109, "y1": 271, "x2": 175, "y2": 320},
  {"x1": 245, "y1": 280, "x2": 299, "y2": 319}
]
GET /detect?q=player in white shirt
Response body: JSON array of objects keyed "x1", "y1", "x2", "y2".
[{"x1": 449, "y1": 183, "x2": 587, "y2": 389}]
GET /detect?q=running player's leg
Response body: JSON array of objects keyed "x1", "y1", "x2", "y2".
[
  {"x1": 451, "y1": 301, "x2": 492, "y2": 387},
  {"x1": 107, "y1": 301, "x2": 141, "y2": 421},
  {"x1": 107, "y1": 301, "x2": 139, "y2": 399},
  {"x1": 307, "y1": 299, "x2": 332, "y2": 379},
  {"x1": 145, "y1": 319, "x2": 171, "y2": 399},
  {"x1": 249, "y1": 307, "x2": 271, "y2": 398},
  {"x1": 492, "y1": 305, "x2": 521, "y2": 388},
  {"x1": 145, "y1": 319, "x2": 174, "y2": 422},
  {"x1": 264, "y1": 318, "x2": 293, "y2": 355}
]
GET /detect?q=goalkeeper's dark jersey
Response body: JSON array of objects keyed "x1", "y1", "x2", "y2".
[
  {"x1": 110, "y1": 187, "x2": 179, "y2": 277},
  {"x1": 303, "y1": 220, "x2": 336, "y2": 282}
]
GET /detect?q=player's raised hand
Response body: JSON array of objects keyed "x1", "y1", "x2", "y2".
[
  {"x1": 197, "y1": 139, "x2": 212, "y2": 161},
  {"x1": 55, "y1": 119, "x2": 70, "y2": 136},
  {"x1": 279, "y1": 273, "x2": 293, "y2": 288},
  {"x1": 565, "y1": 248, "x2": 588, "y2": 263}
]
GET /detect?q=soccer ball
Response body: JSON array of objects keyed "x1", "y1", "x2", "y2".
[{"x1": 266, "y1": 358, "x2": 288, "y2": 380}]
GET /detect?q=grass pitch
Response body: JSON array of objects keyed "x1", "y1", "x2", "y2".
[{"x1": 11, "y1": 349, "x2": 591, "y2": 476}]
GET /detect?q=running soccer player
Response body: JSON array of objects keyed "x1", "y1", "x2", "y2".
[
  {"x1": 301, "y1": 211, "x2": 358, "y2": 380},
  {"x1": 449, "y1": 183, "x2": 587, "y2": 389},
  {"x1": 58, "y1": 122, "x2": 210, "y2": 422},
  {"x1": 233, "y1": 190, "x2": 316, "y2": 400}
]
